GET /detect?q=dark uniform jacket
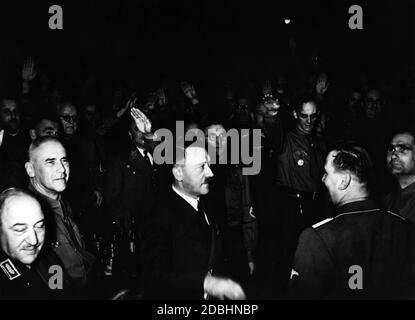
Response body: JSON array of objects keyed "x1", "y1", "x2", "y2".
[
  {"x1": 104, "y1": 145, "x2": 168, "y2": 226},
  {"x1": 289, "y1": 199, "x2": 415, "y2": 299},
  {"x1": 384, "y1": 181, "x2": 415, "y2": 227},
  {"x1": 0, "y1": 249, "x2": 73, "y2": 300},
  {"x1": 141, "y1": 189, "x2": 224, "y2": 299},
  {"x1": 28, "y1": 185, "x2": 96, "y2": 288},
  {"x1": 276, "y1": 129, "x2": 327, "y2": 193}
]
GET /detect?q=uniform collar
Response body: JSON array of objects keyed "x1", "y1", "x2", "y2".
[{"x1": 335, "y1": 199, "x2": 380, "y2": 217}]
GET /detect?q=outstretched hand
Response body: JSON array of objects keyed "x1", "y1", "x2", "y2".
[
  {"x1": 316, "y1": 74, "x2": 329, "y2": 96},
  {"x1": 130, "y1": 107, "x2": 152, "y2": 134},
  {"x1": 22, "y1": 56, "x2": 37, "y2": 82}
]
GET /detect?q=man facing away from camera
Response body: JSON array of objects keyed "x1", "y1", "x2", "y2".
[{"x1": 288, "y1": 144, "x2": 415, "y2": 299}]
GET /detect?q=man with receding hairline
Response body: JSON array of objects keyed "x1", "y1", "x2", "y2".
[
  {"x1": 0, "y1": 188, "x2": 71, "y2": 299},
  {"x1": 137, "y1": 104, "x2": 245, "y2": 300},
  {"x1": 25, "y1": 136, "x2": 95, "y2": 288}
]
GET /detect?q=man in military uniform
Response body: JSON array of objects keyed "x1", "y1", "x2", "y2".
[
  {"x1": 272, "y1": 96, "x2": 328, "y2": 288},
  {"x1": 384, "y1": 130, "x2": 415, "y2": 227},
  {"x1": 24, "y1": 137, "x2": 95, "y2": 289},
  {"x1": 288, "y1": 145, "x2": 415, "y2": 299},
  {"x1": 0, "y1": 188, "x2": 71, "y2": 299}
]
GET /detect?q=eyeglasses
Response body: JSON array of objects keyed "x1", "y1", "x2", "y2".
[
  {"x1": 387, "y1": 144, "x2": 413, "y2": 154},
  {"x1": 60, "y1": 115, "x2": 78, "y2": 123}
]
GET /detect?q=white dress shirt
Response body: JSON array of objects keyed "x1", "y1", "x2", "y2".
[{"x1": 172, "y1": 185, "x2": 210, "y2": 225}]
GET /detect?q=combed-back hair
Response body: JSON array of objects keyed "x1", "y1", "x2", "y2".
[{"x1": 331, "y1": 143, "x2": 374, "y2": 188}]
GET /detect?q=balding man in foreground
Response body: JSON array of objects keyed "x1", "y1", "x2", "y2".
[{"x1": 0, "y1": 188, "x2": 71, "y2": 299}]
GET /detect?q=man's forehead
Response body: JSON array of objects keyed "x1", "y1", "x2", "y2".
[
  {"x1": 206, "y1": 125, "x2": 225, "y2": 135},
  {"x1": 34, "y1": 141, "x2": 66, "y2": 159},
  {"x1": 185, "y1": 147, "x2": 209, "y2": 165},
  {"x1": 1, "y1": 100, "x2": 17, "y2": 110},
  {"x1": 367, "y1": 90, "x2": 380, "y2": 99},
  {"x1": 392, "y1": 133, "x2": 415, "y2": 146},
  {"x1": 39, "y1": 119, "x2": 58, "y2": 128},
  {"x1": 61, "y1": 104, "x2": 77, "y2": 115},
  {"x1": 300, "y1": 102, "x2": 317, "y2": 115},
  {"x1": 2, "y1": 196, "x2": 43, "y2": 225}
]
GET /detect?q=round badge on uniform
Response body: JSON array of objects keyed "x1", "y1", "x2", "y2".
[{"x1": 298, "y1": 159, "x2": 304, "y2": 166}]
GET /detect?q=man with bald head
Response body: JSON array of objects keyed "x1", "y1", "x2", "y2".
[
  {"x1": 0, "y1": 188, "x2": 70, "y2": 299},
  {"x1": 24, "y1": 136, "x2": 95, "y2": 288}
]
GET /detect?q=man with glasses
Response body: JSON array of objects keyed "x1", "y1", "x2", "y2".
[
  {"x1": 288, "y1": 144, "x2": 415, "y2": 299},
  {"x1": 56, "y1": 102, "x2": 103, "y2": 231},
  {"x1": 273, "y1": 95, "x2": 328, "y2": 290},
  {"x1": 384, "y1": 130, "x2": 415, "y2": 226}
]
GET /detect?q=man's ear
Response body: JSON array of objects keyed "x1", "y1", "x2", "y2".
[
  {"x1": 172, "y1": 165, "x2": 183, "y2": 182},
  {"x1": 292, "y1": 110, "x2": 298, "y2": 120},
  {"x1": 338, "y1": 174, "x2": 351, "y2": 190},
  {"x1": 29, "y1": 129, "x2": 37, "y2": 141},
  {"x1": 25, "y1": 161, "x2": 35, "y2": 178}
]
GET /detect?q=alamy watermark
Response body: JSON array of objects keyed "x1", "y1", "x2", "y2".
[{"x1": 150, "y1": 121, "x2": 262, "y2": 176}]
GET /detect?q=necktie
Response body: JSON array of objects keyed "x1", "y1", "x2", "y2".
[
  {"x1": 143, "y1": 150, "x2": 153, "y2": 169},
  {"x1": 197, "y1": 200, "x2": 210, "y2": 226}
]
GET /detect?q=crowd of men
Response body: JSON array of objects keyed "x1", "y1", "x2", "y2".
[{"x1": 1, "y1": 53, "x2": 415, "y2": 300}]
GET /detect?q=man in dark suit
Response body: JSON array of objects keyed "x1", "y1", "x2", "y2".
[
  {"x1": 140, "y1": 138, "x2": 245, "y2": 299},
  {"x1": 288, "y1": 144, "x2": 415, "y2": 299}
]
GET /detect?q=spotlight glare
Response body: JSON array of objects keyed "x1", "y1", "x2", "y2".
[{"x1": 284, "y1": 19, "x2": 291, "y2": 25}]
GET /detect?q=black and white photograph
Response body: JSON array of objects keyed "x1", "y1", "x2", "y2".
[{"x1": 0, "y1": 0, "x2": 415, "y2": 305}]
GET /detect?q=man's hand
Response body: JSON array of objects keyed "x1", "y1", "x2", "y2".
[
  {"x1": 117, "y1": 93, "x2": 137, "y2": 118},
  {"x1": 130, "y1": 107, "x2": 152, "y2": 134},
  {"x1": 22, "y1": 56, "x2": 37, "y2": 82},
  {"x1": 316, "y1": 73, "x2": 329, "y2": 96},
  {"x1": 204, "y1": 274, "x2": 246, "y2": 300}
]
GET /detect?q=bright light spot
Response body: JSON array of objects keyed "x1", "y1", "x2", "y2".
[{"x1": 284, "y1": 19, "x2": 291, "y2": 25}]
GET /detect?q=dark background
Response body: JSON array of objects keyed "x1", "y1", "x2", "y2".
[{"x1": 0, "y1": 0, "x2": 413, "y2": 95}]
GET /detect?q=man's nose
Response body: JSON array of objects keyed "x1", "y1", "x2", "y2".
[
  {"x1": 205, "y1": 165, "x2": 214, "y2": 178},
  {"x1": 57, "y1": 161, "x2": 66, "y2": 174},
  {"x1": 26, "y1": 228, "x2": 39, "y2": 246},
  {"x1": 390, "y1": 152, "x2": 399, "y2": 159}
]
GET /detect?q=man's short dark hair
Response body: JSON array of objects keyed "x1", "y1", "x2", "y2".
[
  {"x1": 29, "y1": 111, "x2": 60, "y2": 130},
  {"x1": 390, "y1": 128, "x2": 415, "y2": 143},
  {"x1": 294, "y1": 94, "x2": 318, "y2": 113},
  {"x1": 28, "y1": 136, "x2": 64, "y2": 161},
  {"x1": 0, "y1": 97, "x2": 19, "y2": 109},
  {"x1": 332, "y1": 144, "x2": 374, "y2": 187}
]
